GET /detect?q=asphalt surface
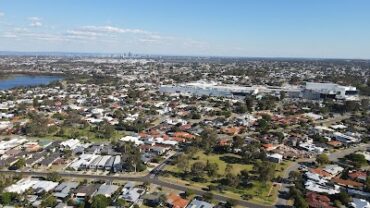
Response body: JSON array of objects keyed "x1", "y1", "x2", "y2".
[
  {"x1": 2, "y1": 142, "x2": 367, "y2": 208},
  {"x1": 0, "y1": 169, "x2": 272, "y2": 208}
]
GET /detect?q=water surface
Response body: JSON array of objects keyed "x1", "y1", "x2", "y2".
[{"x1": 0, "y1": 74, "x2": 62, "y2": 90}]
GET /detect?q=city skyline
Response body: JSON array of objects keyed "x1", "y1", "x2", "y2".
[{"x1": 1, "y1": 0, "x2": 370, "y2": 59}]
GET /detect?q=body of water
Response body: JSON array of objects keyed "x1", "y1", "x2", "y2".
[{"x1": 0, "y1": 74, "x2": 62, "y2": 90}]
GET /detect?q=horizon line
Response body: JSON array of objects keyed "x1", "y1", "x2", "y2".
[{"x1": 0, "y1": 50, "x2": 369, "y2": 61}]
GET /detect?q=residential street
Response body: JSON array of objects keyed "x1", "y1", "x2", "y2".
[{"x1": 275, "y1": 143, "x2": 370, "y2": 207}]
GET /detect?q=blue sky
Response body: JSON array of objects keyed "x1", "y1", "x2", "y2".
[{"x1": 0, "y1": 0, "x2": 370, "y2": 58}]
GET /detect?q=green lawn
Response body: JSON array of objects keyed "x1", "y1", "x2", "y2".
[
  {"x1": 163, "y1": 151, "x2": 287, "y2": 205},
  {"x1": 35, "y1": 126, "x2": 126, "y2": 143},
  {"x1": 166, "y1": 151, "x2": 253, "y2": 176}
]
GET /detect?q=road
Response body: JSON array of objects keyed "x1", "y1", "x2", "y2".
[
  {"x1": 275, "y1": 143, "x2": 370, "y2": 207},
  {"x1": 2, "y1": 142, "x2": 367, "y2": 208},
  {"x1": 0, "y1": 169, "x2": 272, "y2": 208},
  {"x1": 312, "y1": 114, "x2": 351, "y2": 126}
]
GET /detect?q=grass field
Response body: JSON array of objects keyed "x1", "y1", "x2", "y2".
[
  {"x1": 165, "y1": 151, "x2": 253, "y2": 176},
  {"x1": 163, "y1": 151, "x2": 289, "y2": 205},
  {"x1": 34, "y1": 126, "x2": 126, "y2": 143}
]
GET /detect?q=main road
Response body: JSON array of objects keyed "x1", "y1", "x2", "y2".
[
  {"x1": 3, "y1": 143, "x2": 366, "y2": 208},
  {"x1": 0, "y1": 158, "x2": 272, "y2": 208}
]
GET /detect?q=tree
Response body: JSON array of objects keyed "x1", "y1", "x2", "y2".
[
  {"x1": 47, "y1": 172, "x2": 62, "y2": 182},
  {"x1": 334, "y1": 191, "x2": 351, "y2": 206},
  {"x1": 365, "y1": 176, "x2": 370, "y2": 192},
  {"x1": 245, "y1": 96, "x2": 255, "y2": 112},
  {"x1": 9, "y1": 158, "x2": 25, "y2": 170},
  {"x1": 225, "y1": 199, "x2": 236, "y2": 208},
  {"x1": 116, "y1": 198, "x2": 126, "y2": 207},
  {"x1": 225, "y1": 164, "x2": 233, "y2": 176},
  {"x1": 254, "y1": 161, "x2": 276, "y2": 182},
  {"x1": 316, "y1": 153, "x2": 330, "y2": 165},
  {"x1": 97, "y1": 122, "x2": 115, "y2": 139},
  {"x1": 191, "y1": 162, "x2": 206, "y2": 178},
  {"x1": 205, "y1": 160, "x2": 218, "y2": 177},
  {"x1": 202, "y1": 192, "x2": 214, "y2": 202},
  {"x1": 199, "y1": 128, "x2": 217, "y2": 154},
  {"x1": 289, "y1": 171, "x2": 301, "y2": 181},
  {"x1": 239, "y1": 169, "x2": 250, "y2": 187},
  {"x1": 235, "y1": 103, "x2": 248, "y2": 114},
  {"x1": 176, "y1": 154, "x2": 190, "y2": 172},
  {"x1": 184, "y1": 189, "x2": 195, "y2": 199},
  {"x1": 289, "y1": 187, "x2": 308, "y2": 208},
  {"x1": 41, "y1": 195, "x2": 58, "y2": 208},
  {"x1": 241, "y1": 141, "x2": 261, "y2": 163},
  {"x1": 274, "y1": 131, "x2": 285, "y2": 144},
  {"x1": 345, "y1": 153, "x2": 367, "y2": 168},
  {"x1": 293, "y1": 195, "x2": 309, "y2": 208},
  {"x1": 257, "y1": 118, "x2": 270, "y2": 133},
  {"x1": 223, "y1": 173, "x2": 239, "y2": 188},
  {"x1": 1, "y1": 192, "x2": 14, "y2": 205},
  {"x1": 232, "y1": 135, "x2": 244, "y2": 150},
  {"x1": 91, "y1": 194, "x2": 110, "y2": 208}
]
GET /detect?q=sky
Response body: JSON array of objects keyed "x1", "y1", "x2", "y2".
[{"x1": 0, "y1": 0, "x2": 370, "y2": 59}]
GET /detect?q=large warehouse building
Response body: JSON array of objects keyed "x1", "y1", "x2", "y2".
[{"x1": 159, "y1": 81, "x2": 358, "y2": 100}]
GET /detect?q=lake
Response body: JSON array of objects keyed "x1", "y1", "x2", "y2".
[{"x1": 0, "y1": 74, "x2": 63, "y2": 90}]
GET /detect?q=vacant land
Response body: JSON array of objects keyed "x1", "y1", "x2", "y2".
[{"x1": 163, "y1": 151, "x2": 289, "y2": 205}]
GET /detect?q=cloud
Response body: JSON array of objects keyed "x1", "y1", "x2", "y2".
[
  {"x1": 0, "y1": 23, "x2": 210, "y2": 54},
  {"x1": 0, "y1": 12, "x2": 4, "y2": 17},
  {"x1": 77, "y1": 26, "x2": 151, "y2": 34},
  {"x1": 28, "y1": 17, "x2": 43, "y2": 27}
]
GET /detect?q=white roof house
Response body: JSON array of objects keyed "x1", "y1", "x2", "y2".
[
  {"x1": 323, "y1": 165, "x2": 344, "y2": 176},
  {"x1": 32, "y1": 180, "x2": 59, "y2": 192},
  {"x1": 305, "y1": 180, "x2": 340, "y2": 195},
  {"x1": 120, "y1": 136, "x2": 143, "y2": 145},
  {"x1": 5, "y1": 178, "x2": 38, "y2": 194},
  {"x1": 95, "y1": 184, "x2": 119, "y2": 198},
  {"x1": 60, "y1": 139, "x2": 81, "y2": 150},
  {"x1": 351, "y1": 198, "x2": 370, "y2": 208},
  {"x1": 333, "y1": 132, "x2": 359, "y2": 144}
]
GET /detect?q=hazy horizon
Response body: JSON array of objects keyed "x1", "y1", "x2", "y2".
[{"x1": 1, "y1": 0, "x2": 370, "y2": 59}]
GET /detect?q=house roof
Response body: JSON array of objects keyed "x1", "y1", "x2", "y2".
[
  {"x1": 306, "y1": 192, "x2": 334, "y2": 208},
  {"x1": 187, "y1": 199, "x2": 213, "y2": 208},
  {"x1": 331, "y1": 177, "x2": 364, "y2": 188},
  {"x1": 95, "y1": 184, "x2": 119, "y2": 197},
  {"x1": 327, "y1": 140, "x2": 343, "y2": 147},
  {"x1": 166, "y1": 193, "x2": 189, "y2": 208},
  {"x1": 348, "y1": 171, "x2": 367, "y2": 181},
  {"x1": 309, "y1": 168, "x2": 332, "y2": 178},
  {"x1": 351, "y1": 198, "x2": 370, "y2": 208}
]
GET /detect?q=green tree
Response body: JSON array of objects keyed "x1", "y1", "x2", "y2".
[
  {"x1": 116, "y1": 198, "x2": 126, "y2": 207},
  {"x1": 184, "y1": 189, "x2": 195, "y2": 199},
  {"x1": 225, "y1": 164, "x2": 233, "y2": 176},
  {"x1": 46, "y1": 172, "x2": 62, "y2": 182},
  {"x1": 345, "y1": 153, "x2": 367, "y2": 168},
  {"x1": 91, "y1": 194, "x2": 110, "y2": 208},
  {"x1": 254, "y1": 161, "x2": 276, "y2": 182},
  {"x1": 9, "y1": 158, "x2": 25, "y2": 170},
  {"x1": 202, "y1": 192, "x2": 214, "y2": 202},
  {"x1": 365, "y1": 176, "x2": 370, "y2": 192},
  {"x1": 316, "y1": 153, "x2": 330, "y2": 165},
  {"x1": 293, "y1": 195, "x2": 309, "y2": 208},
  {"x1": 191, "y1": 161, "x2": 206, "y2": 178},
  {"x1": 205, "y1": 160, "x2": 219, "y2": 177},
  {"x1": 1, "y1": 192, "x2": 14, "y2": 205},
  {"x1": 41, "y1": 195, "x2": 58, "y2": 207},
  {"x1": 199, "y1": 128, "x2": 217, "y2": 154},
  {"x1": 176, "y1": 154, "x2": 190, "y2": 172},
  {"x1": 334, "y1": 191, "x2": 351, "y2": 206},
  {"x1": 232, "y1": 135, "x2": 244, "y2": 150}
]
